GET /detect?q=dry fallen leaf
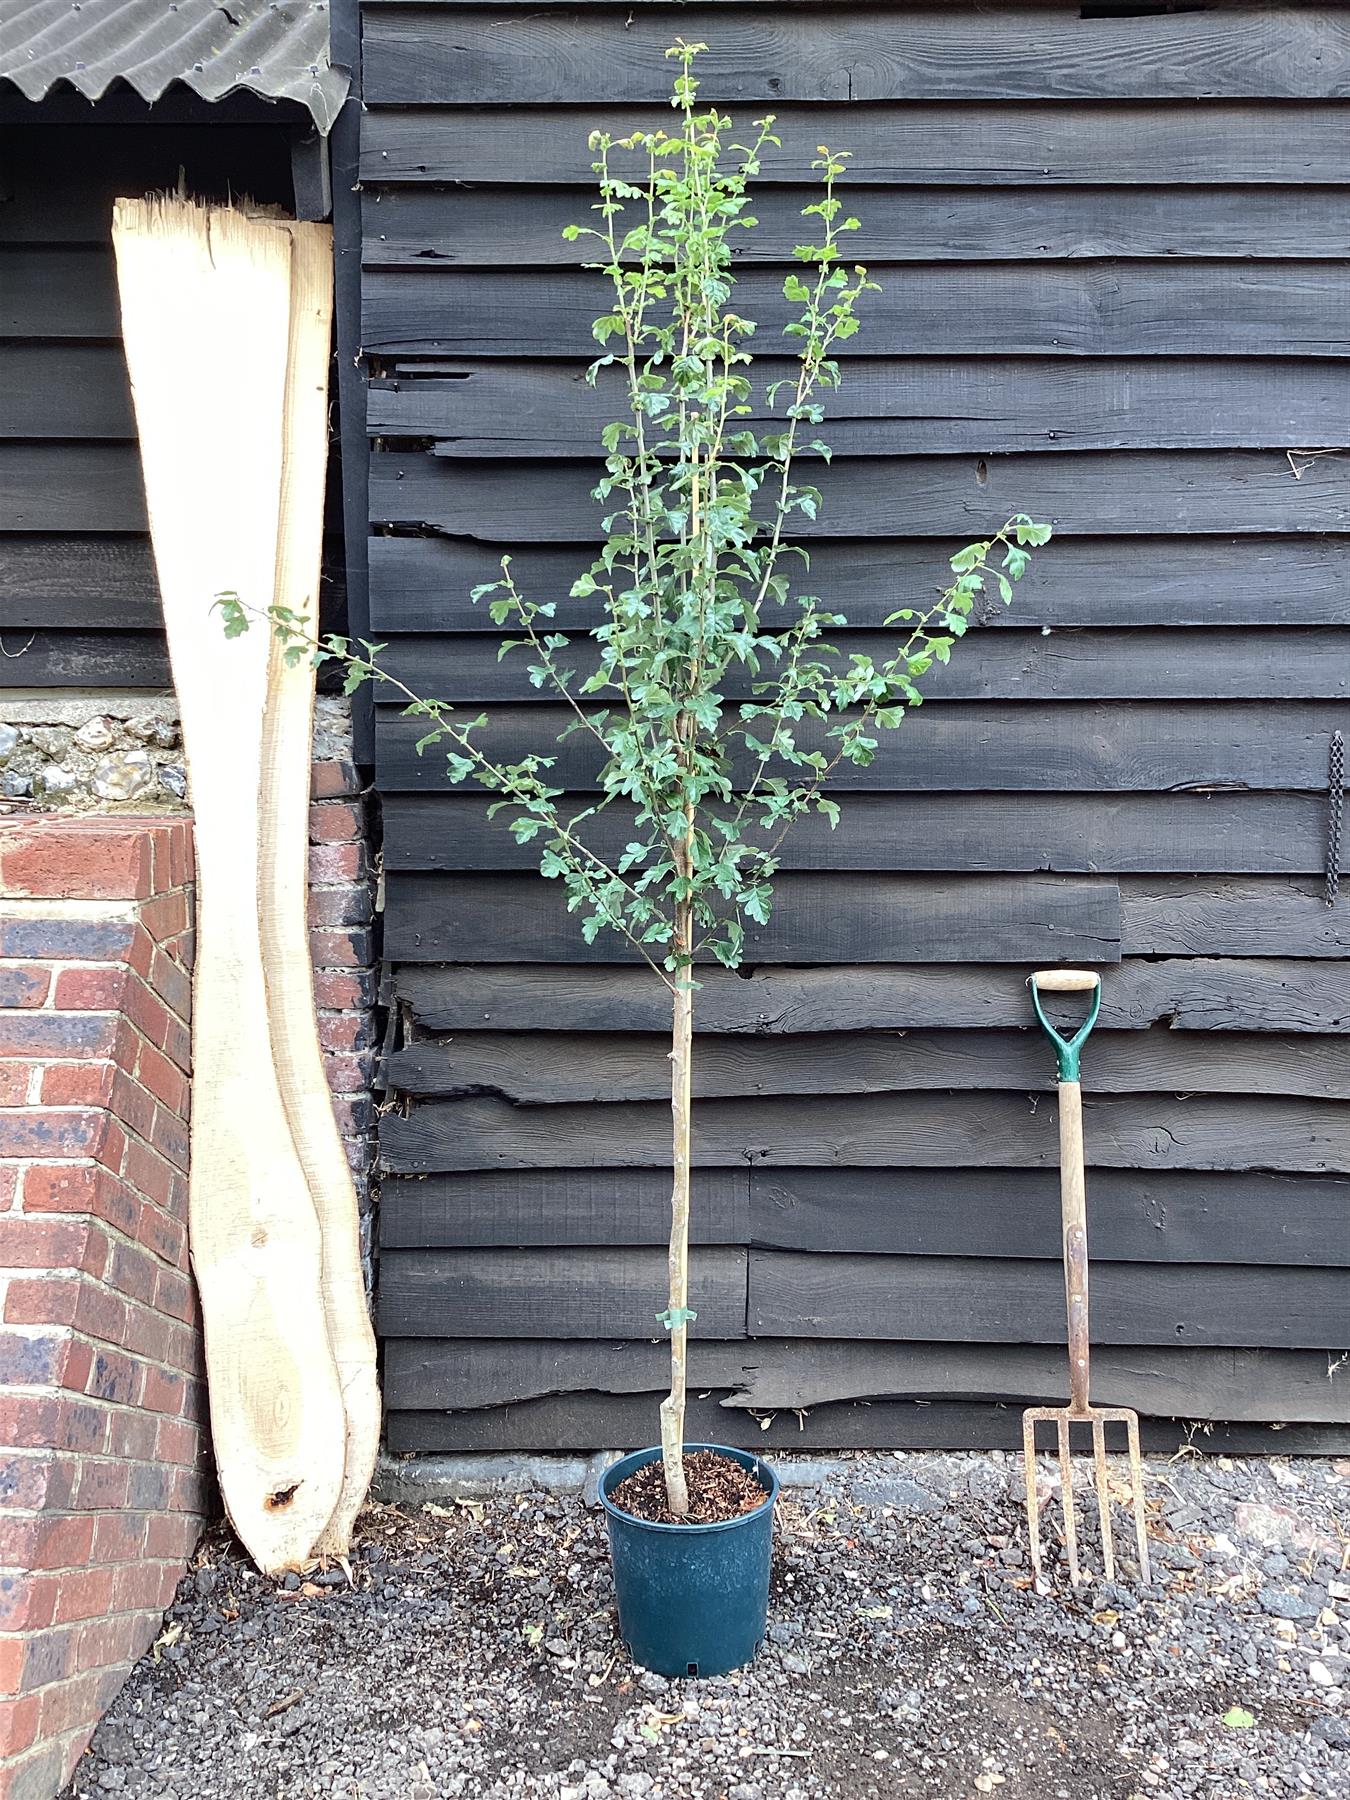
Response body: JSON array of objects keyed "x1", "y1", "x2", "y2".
[{"x1": 426, "y1": 1500, "x2": 484, "y2": 1522}]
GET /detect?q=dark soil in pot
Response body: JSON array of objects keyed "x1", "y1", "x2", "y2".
[{"x1": 608, "y1": 1448, "x2": 770, "y2": 1525}]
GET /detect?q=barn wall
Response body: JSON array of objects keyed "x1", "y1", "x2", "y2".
[
  {"x1": 363, "y1": 2, "x2": 1350, "y2": 1454},
  {"x1": 0, "y1": 104, "x2": 324, "y2": 695}
]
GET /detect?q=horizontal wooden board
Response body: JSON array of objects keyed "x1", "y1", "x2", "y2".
[
  {"x1": 0, "y1": 445, "x2": 147, "y2": 533},
  {"x1": 0, "y1": 537, "x2": 160, "y2": 627},
  {"x1": 0, "y1": 630, "x2": 168, "y2": 686},
  {"x1": 363, "y1": 8, "x2": 1350, "y2": 105},
  {"x1": 749, "y1": 1250, "x2": 1350, "y2": 1348},
  {"x1": 380, "y1": 1169, "x2": 750, "y2": 1250},
  {"x1": 376, "y1": 625, "x2": 1350, "y2": 706},
  {"x1": 385, "y1": 1394, "x2": 1350, "y2": 1456},
  {"x1": 377, "y1": 1246, "x2": 748, "y2": 1338},
  {"x1": 383, "y1": 1337, "x2": 1350, "y2": 1422},
  {"x1": 386, "y1": 871, "x2": 1122, "y2": 964},
  {"x1": 367, "y1": 268, "x2": 1350, "y2": 361},
  {"x1": 1119, "y1": 878, "x2": 1350, "y2": 958},
  {"x1": 362, "y1": 184, "x2": 1350, "y2": 268},
  {"x1": 380, "y1": 1090, "x2": 1350, "y2": 1176},
  {"x1": 1, "y1": 247, "x2": 118, "y2": 337},
  {"x1": 721, "y1": 1340, "x2": 1350, "y2": 1422},
  {"x1": 378, "y1": 1166, "x2": 1350, "y2": 1269},
  {"x1": 389, "y1": 875, "x2": 1347, "y2": 964},
  {"x1": 376, "y1": 358, "x2": 1350, "y2": 457},
  {"x1": 369, "y1": 451, "x2": 1350, "y2": 539},
  {"x1": 361, "y1": 101, "x2": 1350, "y2": 187},
  {"x1": 382, "y1": 790, "x2": 1344, "y2": 875},
  {"x1": 395, "y1": 958, "x2": 1350, "y2": 1035},
  {"x1": 389, "y1": 1027, "x2": 1350, "y2": 1104},
  {"x1": 748, "y1": 1168, "x2": 1350, "y2": 1267},
  {"x1": 367, "y1": 534, "x2": 1350, "y2": 632},
  {"x1": 0, "y1": 346, "x2": 134, "y2": 440},
  {"x1": 376, "y1": 701, "x2": 1347, "y2": 793}
]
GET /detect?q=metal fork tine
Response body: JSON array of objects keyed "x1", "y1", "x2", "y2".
[
  {"x1": 1092, "y1": 1416, "x2": 1115, "y2": 1584},
  {"x1": 1023, "y1": 1413, "x2": 1044, "y2": 1588},
  {"x1": 1125, "y1": 1411, "x2": 1152, "y2": 1585},
  {"x1": 1057, "y1": 1416, "x2": 1081, "y2": 1587}
]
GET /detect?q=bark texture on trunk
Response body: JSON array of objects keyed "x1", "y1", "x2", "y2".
[{"x1": 659, "y1": 898, "x2": 695, "y2": 1517}]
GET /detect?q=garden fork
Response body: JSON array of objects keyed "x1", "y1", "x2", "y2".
[{"x1": 1022, "y1": 969, "x2": 1151, "y2": 1591}]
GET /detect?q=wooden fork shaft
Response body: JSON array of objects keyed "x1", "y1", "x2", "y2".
[{"x1": 1058, "y1": 1080, "x2": 1092, "y2": 1415}]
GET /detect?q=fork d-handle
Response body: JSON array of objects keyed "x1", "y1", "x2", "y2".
[{"x1": 1030, "y1": 970, "x2": 1101, "y2": 1417}]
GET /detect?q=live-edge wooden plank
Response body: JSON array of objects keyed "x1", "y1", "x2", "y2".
[
  {"x1": 386, "y1": 872, "x2": 1121, "y2": 964},
  {"x1": 367, "y1": 358, "x2": 1350, "y2": 457},
  {"x1": 366, "y1": 536, "x2": 1350, "y2": 633},
  {"x1": 380, "y1": 1169, "x2": 749, "y2": 1250},
  {"x1": 386, "y1": 1395, "x2": 1350, "y2": 1457},
  {"x1": 386, "y1": 874, "x2": 1347, "y2": 963},
  {"x1": 0, "y1": 631, "x2": 169, "y2": 686},
  {"x1": 364, "y1": 269, "x2": 1350, "y2": 360},
  {"x1": 0, "y1": 346, "x2": 134, "y2": 440},
  {"x1": 382, "y1": 791, "x2": 1345, "y2": 875},
  {"x1": 389, "y1": 1027, "x2": 1349, "y2": 1104},
  {"x1": 362, "y1": 186, "x2": 1350, "y2": 268},
  {"x1": 747, "y1": 1167, "x2": 1350, "y2": 1267},
  {"x1": 382, "y1": 1338, "x2": 1350, "y2": 1422},
  {"x1": 0, "y1": 539, "x2": 160, "y2": 628},
  {"x1": 379, "y1": 1164, "x2": 1350, "y2": 1268},
  {"x1": 376, "y1": 627, "x2": 1350, "y2": 703},
  {"x1": 749, "y1": 1250, "x2": 1350, "y2": 1349},
  {"x1": 362, "y1": 8, "x2": 1350, "y2": 106},
  {"x1": 2, "y1": 247, "x2": 118, "y2": 337},
  {"x1": 360, "y1": 102, "x2": 1350, "y2": 187},
  {"x1": 377, "y1": 1246, "x2": 748, "y2": 1338},
  {"x1": 394, "y1": 959, "x2": 1350, "y2": 1035},
  {"x1": 381, "y1": 1091, "x2": 1350, "y2": 1176},
  {"x1": 1120, "y1": 879, "x2": 1350, "y2": 958},
  {"x1": 0, "y1": 445, "x2": 147, "y2": 533},
  {"x1": 377, "y1": 703, "x2": 1349, "y2": 795},
  {"x1": 375, "y1": 358, "x2": 1350, "y2": 455},
  {"x1": 370, "y1": 452, "x2": 1350, "y2": 540}
]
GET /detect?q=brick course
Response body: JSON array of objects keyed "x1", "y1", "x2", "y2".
[
  {"x1": 308, "y1": 759, "x2": 380, "y2": 1273},
  {"x1": 0, "y1": 819, "x2": 201, "y2": 1795},
  {"x1": 0, "y1": 762, "x2": 378, "y2": 1796}
]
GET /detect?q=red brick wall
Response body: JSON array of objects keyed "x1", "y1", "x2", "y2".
[
  {"x1": 0, "y1": 761, "x2": 379, "y2": 1797},
  {"x1": 309, "y1": 753, "x2": 379, "y2": 1274},
  {"x1": 0, "y1": 819, "x2": 202, "y2": 1798}
]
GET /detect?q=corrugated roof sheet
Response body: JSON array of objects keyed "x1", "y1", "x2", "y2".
[{"x1": 0, "y1": 0, "x2": 348, "y2": 132}]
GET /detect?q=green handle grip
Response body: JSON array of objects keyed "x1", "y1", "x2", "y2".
[{"x1": 1029, "y1": 968, "x2": 1101, "y2": 1083}]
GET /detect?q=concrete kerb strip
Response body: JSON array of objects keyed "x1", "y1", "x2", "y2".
[{"x1": 373, "y1": 1451, "x2": 849, "y2": 1509}]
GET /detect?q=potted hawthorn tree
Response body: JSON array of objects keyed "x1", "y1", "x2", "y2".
[{"x1": 224, "y1": 41, "x2": 1049, "y2": 1679}]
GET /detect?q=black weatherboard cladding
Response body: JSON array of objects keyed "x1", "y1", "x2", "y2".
[
  {"x1": 0, "y1": 101, "x2": 354, "y2": 688},
  {"x1": 0, "y1": 113, "x2": 298, "y2": 685},
  {"x1": 363, "y1": 2, "x2": 1350, "y2": 1453}
]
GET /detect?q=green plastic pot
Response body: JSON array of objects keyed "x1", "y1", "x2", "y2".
[{"x1": 599, "y1": 1443, "x2": 778, "y2": 1678}]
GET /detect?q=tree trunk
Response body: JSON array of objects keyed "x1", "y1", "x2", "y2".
[{"x1": 658, "y1": 898, "x2": 695, "y2": 1516}]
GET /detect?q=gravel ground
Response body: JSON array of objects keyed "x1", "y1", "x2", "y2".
[{"x1": 66, "y1": 1449, "x2": 1350, "y2": 1800}]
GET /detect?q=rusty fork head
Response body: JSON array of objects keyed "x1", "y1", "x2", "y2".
[{"x1": 1022, "y1": 1405, "x2": 1152, "y2": 1590}]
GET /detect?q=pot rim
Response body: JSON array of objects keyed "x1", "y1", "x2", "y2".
[{"x1": 599, "y1": 1441, "x2": 778, "y2": 1535}]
